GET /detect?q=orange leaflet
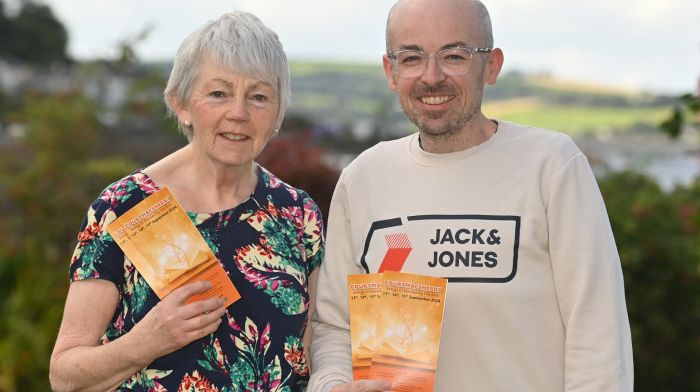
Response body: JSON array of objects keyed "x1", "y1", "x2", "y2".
[{"x1": 107, "y1": 187, "x2": 240, "y2": 307}]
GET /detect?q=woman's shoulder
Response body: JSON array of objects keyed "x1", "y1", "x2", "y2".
[
  {"x1": 257, "y1": 166, "x2": 318, "y2": 209},
  {"x1": 90, "y1": 170, "x2": 159, "y2": 215}
]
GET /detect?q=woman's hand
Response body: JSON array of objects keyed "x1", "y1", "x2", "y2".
[
  {"x1": 131, "y1": 281, "x2": 228, "y2": 358},
  {"x1": 330, "y1": 380, "x2": 392, "y2": 392},
  {"x1": 50, "y1": 279, "x2": 227, "y2": 392}
]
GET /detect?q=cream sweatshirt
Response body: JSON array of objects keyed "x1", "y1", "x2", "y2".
[{"x1": 309, "y1": 120, "x2": 633, "y2": 392}]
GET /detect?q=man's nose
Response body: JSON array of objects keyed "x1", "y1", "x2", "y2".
[{"x1": 420, "y1": 54, "x2": 447, "y2": 85}]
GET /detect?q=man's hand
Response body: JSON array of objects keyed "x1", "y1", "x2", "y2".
[{"x1": 330, "y1": 379, "x2": 392, "y2": 392}]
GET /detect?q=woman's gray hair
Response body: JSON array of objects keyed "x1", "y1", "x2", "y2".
[{"x1": 164, "y1": 11, "x2": 290, "y2": 140}]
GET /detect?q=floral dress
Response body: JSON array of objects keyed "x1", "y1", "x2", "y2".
[{"x1": 70, "y1": 165, "x2": 324, "y2": 391}]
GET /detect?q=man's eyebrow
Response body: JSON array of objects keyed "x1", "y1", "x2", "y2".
[
  {"x1": 397, "y1": 44, "x2": 422, "y2": 51},
  {"x1": 396, "y1": 42, "x2": 469, "y2": 51},
  {"x1": 441, "y1": 41, "x2": 468, "y2": 50}
]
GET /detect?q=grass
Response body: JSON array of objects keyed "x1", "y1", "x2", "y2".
[
  {"x1": 289, "y1": 60, "x2": 383, "y2": 76},
  {"x1": 483, "y1": 97, "x2": 671, "y2": 135},
  {"x1": 295, "y1": 93, "x2": 337, "y2": 110}
]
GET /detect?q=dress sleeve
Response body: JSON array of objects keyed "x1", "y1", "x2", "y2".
[
  {"x1": 308, "y1": 174, "x2": 364, "y2": 392},
  {"x1": 302, "y1": 193, "x2": 325, "y2": 274},
  {"x1": 69, "y1": 196, "x2": 125, "y2": 287},
  {"x1": 547, "y1": 152, "x2": 634, "y2": 391}
]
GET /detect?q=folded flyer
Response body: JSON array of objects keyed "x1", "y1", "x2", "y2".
[
  {"x1": 348, "y1": 271, "x2": 447, "y2": 391},
  {"x1": 348, "y1": 273, "x2": 383, "y2": 380},
  {"x1": 107, "y1": 187, "x2": 240, "y2": 307}
]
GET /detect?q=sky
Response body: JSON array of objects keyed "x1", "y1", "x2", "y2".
[{"x1": 28, "y1": 0, "x2": 700, "y2": 94}]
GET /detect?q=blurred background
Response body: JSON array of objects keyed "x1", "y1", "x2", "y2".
[{"x1": 0, "y1": 0, "x2": 698, "y2": 390}]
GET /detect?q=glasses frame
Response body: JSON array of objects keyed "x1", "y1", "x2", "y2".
[{"x1": 387, "y1": 46, "x2": 493, "y2": 77}]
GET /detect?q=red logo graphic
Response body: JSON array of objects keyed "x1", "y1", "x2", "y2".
[{"x1": 378, "y1": 233, "x2": 413, "y2": 272}]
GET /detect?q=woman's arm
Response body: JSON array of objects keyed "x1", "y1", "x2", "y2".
[
  {"x1": 50, "y1": 279, "x2": 226, "y2": 392},
  {"x1": 304, "y1": 268, "x2": 319, "y2": 372}
]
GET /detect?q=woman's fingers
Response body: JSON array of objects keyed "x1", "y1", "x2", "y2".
[
  {"x1": 167, "y1": 281, "x2": 213, "y2": 305},
  {"x1": 183, "y1": 310, "x2": 224, "y2": 340},
  {"x1": 180, "y1": 295, "x2": 226, "y2": 319}
]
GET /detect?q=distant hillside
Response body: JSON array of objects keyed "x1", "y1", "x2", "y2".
[{"x1": 288, "y1": 60, "x2": 674, "y2": 137}]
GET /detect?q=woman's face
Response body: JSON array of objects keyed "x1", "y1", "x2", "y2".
[{"x1": 176, "y1": 56, "x2": 280, "y2": 168}]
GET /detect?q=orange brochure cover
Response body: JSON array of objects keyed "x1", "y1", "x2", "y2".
[
  {"x1": 106, "y1": 187, "x2": 240, "y2": 307},
  {"x1": 370, "y1": 271, "x2": 447, "y2": 392},
  {"x1": 348, "y1": 273, "x2": 384, "y2": 380}
]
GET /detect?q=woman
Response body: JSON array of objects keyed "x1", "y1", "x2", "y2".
[{"x1": 49, "y1": 11, "x2": 324, "y2": 391}]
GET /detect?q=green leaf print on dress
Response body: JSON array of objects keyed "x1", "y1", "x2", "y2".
[
  {"x1": 236, "y1": 201, "x2": 308, "y2": 316},
  {"x1": 120, "y1": 368, "x2": 172, "y2": 391},
  {"x1": 199, "y1": 316, "x2": 292, "y2": 392}
]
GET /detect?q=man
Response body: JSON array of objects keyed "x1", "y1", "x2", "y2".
[{"x1": 308, "y1": 0, "x2": 634, "y2": 391}]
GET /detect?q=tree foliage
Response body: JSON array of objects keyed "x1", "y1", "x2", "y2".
[
  {"x1": 0, "y1": 0, "x2": 70, "y2": 65},
  {"x1": 660, "y1": 93, "x2": 700, "y2": 138},
  {"x1": 0, "y1": 91, "x2": 136, "y2": 391},
  {"x1": 257, "y1": 115, "x2": 340, "y2": 220},
  {"x1": 599, "y1": 172, "x2": 700, "y2": 391}
]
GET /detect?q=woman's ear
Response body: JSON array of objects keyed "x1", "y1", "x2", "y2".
[{"x1": 168, "y1": 94, "x2": 191, "y2": 125}]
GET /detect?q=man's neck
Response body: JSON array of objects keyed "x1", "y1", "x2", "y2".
[{"x1": 419, "y1": 117, "x2": 498, "y2": 154}]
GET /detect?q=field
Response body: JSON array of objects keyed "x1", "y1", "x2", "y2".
[
  {"x1": 483, "y1": 97, "x2": 670, "y2": 135},
  {"x1": 288, "y1": 61, "x2": 675, "y2": 138}
]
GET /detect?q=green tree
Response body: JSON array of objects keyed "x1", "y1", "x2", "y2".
[
  {"x1": 0, "y1": 0, "x2": 70, "y2": 65},
  {"x1": 0, "y1": 91, "x2": 136, "y2": 391},
  {"x1": 660, "y1": 93, "x2": 700, "y2": 138},
  {"x1": 599, "y1": 172, "x2": 700, "y2": 391}
]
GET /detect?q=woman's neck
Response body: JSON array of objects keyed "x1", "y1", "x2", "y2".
[{"x1": 143, "y1": 145, "x2": 259, "y2": 213}]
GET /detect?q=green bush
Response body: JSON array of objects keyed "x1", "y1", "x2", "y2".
[
  {"x1": 0, "y1": 91, "x2": 137, "y2": 391},
  {"x1": 599, "y1": 172, "x2": 700, "y2": 391}
]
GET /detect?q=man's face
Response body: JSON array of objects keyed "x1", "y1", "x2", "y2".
[{"x1": 383, "y1": 1, "x2": 492, "y2": 138}]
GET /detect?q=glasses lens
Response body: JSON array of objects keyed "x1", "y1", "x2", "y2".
[
  {"x1": 393, "y1": 48, "x2": 475, "y2": 77},
  {"x1": 394, "y1": 50, "x2": 426, "y2": 78},
  {"x1": 438, "y1": 48, "x2": 472, "y2": 75}
]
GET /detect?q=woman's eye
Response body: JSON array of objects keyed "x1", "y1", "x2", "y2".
[
  {"x1": 252, "y1": 94, "x2": 268, "y2": 102},
  {"x1": 210, "y1": 91, "x2": 226, "y2": 98}
]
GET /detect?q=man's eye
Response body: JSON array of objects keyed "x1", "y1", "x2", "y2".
[
  {"x1": 401, "y1": 55, "x2": 423, "y2": 64},
  {"x1": 444, "y1": 54, "x2": 467, "y2": 61}
]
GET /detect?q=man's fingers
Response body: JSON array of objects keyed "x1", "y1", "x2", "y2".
[
  {"x1": 357, "y1": 379, "x2": 392, "y2": 392},
  {"x1": 332, "y1": 379, "x2": 392, "y2": 392}
]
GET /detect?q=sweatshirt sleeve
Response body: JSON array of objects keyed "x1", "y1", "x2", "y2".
[
  {"x1": 547, "y1": 152, "x2": 634, "y2": 391},
  {"x1": 308, "y1": 173, "x2": 364, "y2": 392}
]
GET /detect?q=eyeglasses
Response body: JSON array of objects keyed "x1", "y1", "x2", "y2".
[{"x1": 388, "y1": 47, "x2": 492, "y2": 78}]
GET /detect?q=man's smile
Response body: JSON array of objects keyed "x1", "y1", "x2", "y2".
[{"x1": 419, "y1": 95, "x2": 455, "y2": 105}]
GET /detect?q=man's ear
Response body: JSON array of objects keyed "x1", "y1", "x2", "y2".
[
  {"x1": 484, "y1": 48, "x2": 504, "y2": 85},
  {"x1": 382, "y1": 54, "x2": 398, "y2": 91}
]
